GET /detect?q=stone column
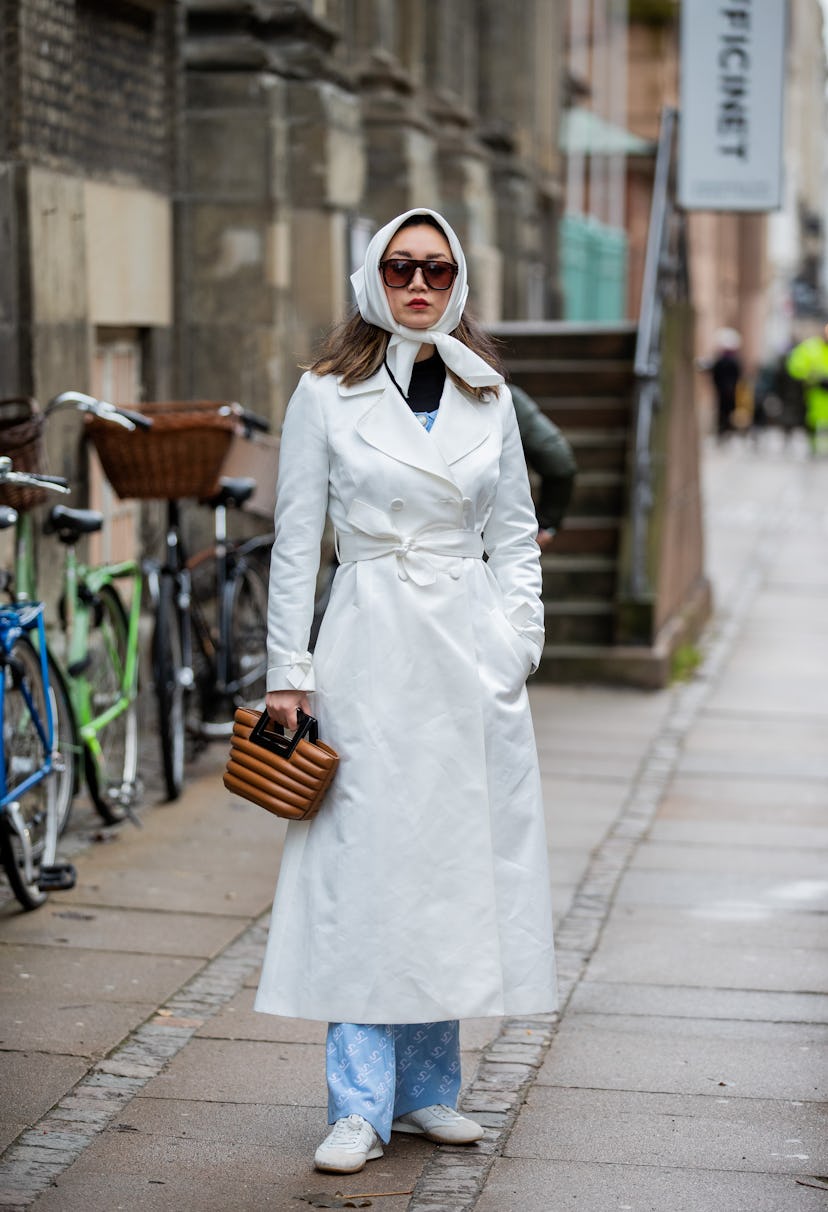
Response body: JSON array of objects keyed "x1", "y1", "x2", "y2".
[
  {"x1": 420, "y1": 0, "x2": 501, "y2": 322},
  {"x1": 475, "y1": 0, "x2": 564, "y2": 320},
  {"x1": 344, "y1": 0, "x2": 439, "y2": 230},
  {"x1": 180, "y1": 2, "x2": 364, "y2": 419}
]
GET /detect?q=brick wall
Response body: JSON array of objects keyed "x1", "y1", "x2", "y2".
[{"x1": 5, "y1": 0, "x2": 176, "y2": 192}]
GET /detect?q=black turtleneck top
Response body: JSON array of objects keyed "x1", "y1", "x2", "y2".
[{"x1": 407, "y1": 352, "x2": 446, "y2": 413}]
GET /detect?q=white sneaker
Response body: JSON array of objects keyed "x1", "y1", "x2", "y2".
[
  {"x1": 391, "y1": 1103, "x2": 484, "y2": 1144},
  {"x1": 314, "y1": 1114, "x2": 384, "y2": 1174}
]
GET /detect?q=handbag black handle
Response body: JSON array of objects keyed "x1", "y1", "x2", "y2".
[{"x1": 249, "y1": 707, "x2": 319, "y2": 758}]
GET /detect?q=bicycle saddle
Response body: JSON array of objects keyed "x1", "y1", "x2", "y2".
[
  {"x1": 202, "y1": 477, "x2": 257, "y2": 510},
  {"x1": 44, "y1": 504, "x2": 104, "y2": 543}
]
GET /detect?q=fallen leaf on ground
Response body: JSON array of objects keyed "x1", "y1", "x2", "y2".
[{"x1": 295, "y1": 1196, "x2": 371, "y2": 1209}]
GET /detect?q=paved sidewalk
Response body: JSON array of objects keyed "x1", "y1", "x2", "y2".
[{"x1": 1, "y1": 434, "x2": 826, "y2": 1211}]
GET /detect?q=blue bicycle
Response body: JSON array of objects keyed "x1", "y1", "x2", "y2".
[{"x1": 0, "y1": 493, "x2": 76, "y2": 909}]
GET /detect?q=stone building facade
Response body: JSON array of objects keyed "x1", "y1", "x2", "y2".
[
  {"x1": 2, "y1": 0, "x2": 567, "y2": 442},
  {"x1": 179, "y1": 0, "x2": 566, "y2": 416},
  {"x1": 1, "y1": 0, "x2": 179, "y2": 576}
]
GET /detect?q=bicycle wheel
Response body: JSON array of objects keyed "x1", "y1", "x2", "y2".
[
  {"x1": 227, "y1": 561, "x2": 268, "y2": 710},
  {"x1": 84, "y1": 584, "x2": 139, "y2": 824},
  {"x1": 183, "y1": 555, "x2": 215, "y2": 743},
  {"x1": 0, "y1": 636, "x2": 58, "y2": 910},
  {"x1": 152, "y1": 574, "x2": 185, "y2": 801},
  {"x1": 46, "y1": 651, "x2": 79, "y2": 835}
]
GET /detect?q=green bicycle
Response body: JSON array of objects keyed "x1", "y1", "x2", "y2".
[{"x1": 0, "y1": 392, "x2": 151, "y2": 826}]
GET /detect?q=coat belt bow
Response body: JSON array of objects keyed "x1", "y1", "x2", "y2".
[{"x1": 336, "y1": 527, "x2": 484, "y2": 586}]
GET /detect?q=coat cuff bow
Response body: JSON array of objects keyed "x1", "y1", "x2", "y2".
[{"x1": 265, "y1": 650, "x2": 316, "y2": 692}]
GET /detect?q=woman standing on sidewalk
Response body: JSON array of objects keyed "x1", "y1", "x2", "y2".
[{"x1": 258, "y1": 208, "x2": 557, "y2": 1174}]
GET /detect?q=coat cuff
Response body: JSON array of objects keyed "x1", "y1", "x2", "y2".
[
  {"x1": 505, "y1": 603, "x2": 544, "y2": 672},
  {"x1": 266, "y1": 650, "x2": 316, "y2": 692}
]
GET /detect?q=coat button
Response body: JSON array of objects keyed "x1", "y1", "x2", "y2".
[{"x1": 390, "y1": 498, "x2": 404, "y2": 511}]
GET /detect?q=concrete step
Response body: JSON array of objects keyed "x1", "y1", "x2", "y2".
[
  {"x1": 533, "y1": 642, "x2": 671, "y2": 690},
  {"x1": 570, "y1": 469, "x2": 625, "y2": 516},
  {"x1": 538, "y1": 397, "x2": 633, "y2": 430},
  {"x1": 566, "y1": 428, "x2": 628, "y2": 472},
  {"x1": 493, "y1": 320, "x2": 638, "y2": 362},
  {"x1": 542, "y1": 554, "x2": 617, "y2": 600},
  {"x1": 510, "y1": 361, "x2": 636, "y2": 399},
  {"x1": 543, "y1": 600, "x2": 615, "y2": 646},
  {"x1": 550, "y1": 516, "x2": 621, "y2": 557}
]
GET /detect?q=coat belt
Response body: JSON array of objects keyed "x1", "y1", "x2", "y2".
[{"x1": 336, "y1": 528, "x2": 484, "y2": 585}]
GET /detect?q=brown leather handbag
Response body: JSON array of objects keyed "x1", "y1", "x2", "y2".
[{"x1": 223, "y1": 707, "x2": 339, "y2": 821}]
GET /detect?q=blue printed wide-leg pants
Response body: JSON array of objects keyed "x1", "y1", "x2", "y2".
[{"x1": 326, "y1": 1021, "x2": 462, "y2": 1143}]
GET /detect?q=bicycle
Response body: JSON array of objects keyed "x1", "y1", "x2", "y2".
[
  {"x1": 150, "y1": 467, "x2": 271, "y2": 801},
  {"x1": 0, "y1": 483, "x2": 76, "y2": 910},
  {"x1": 1, "y1": 392, "x2": 152, "y2": 827}
]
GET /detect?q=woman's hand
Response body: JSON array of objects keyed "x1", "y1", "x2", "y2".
[{"x1": 265, "y1": 690, "x2": 311, "y2": 731}]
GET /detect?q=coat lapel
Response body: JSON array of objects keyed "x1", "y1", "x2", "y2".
[
  {"x1": 344, "y1": 370, "x2": 496, "y2": 492},
  {"x1": 430, "y1": 379, "x2": 494, "y2": 467},
  {"x1": 349, "y1": 371, "x2": 462, "y2": 494}
]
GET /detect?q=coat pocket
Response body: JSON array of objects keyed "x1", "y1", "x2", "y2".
[{"x1": 487, "y1": 605, "x2": 535, "y2": 688}]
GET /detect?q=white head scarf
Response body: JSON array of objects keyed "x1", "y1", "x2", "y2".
[{"x1": 350, "y1": 207, "x2": 504, "y2": 399}]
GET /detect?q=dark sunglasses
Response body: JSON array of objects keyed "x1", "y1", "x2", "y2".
[{"x1": 379, "y1": 258, "x2": 459, "y2": 291}]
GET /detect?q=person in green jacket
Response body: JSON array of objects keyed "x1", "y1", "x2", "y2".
[
  {"x1": 509, "y1": 383, "x2": 577, "y2": 553},
  {"x1": 786, "y1": 323, "x2": 828, "y2": 453}
]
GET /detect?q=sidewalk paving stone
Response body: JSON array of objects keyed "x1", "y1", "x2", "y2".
[
  {"x1": 535, "y1": 1014, "x2": 827, "y2": 1101},
  {"x1": 28, "y1": 1101, "x2": 431, "y2": 1212},
  {"x1": 584, "y1": 902, "x2": 827, "y2": 951},
  {"x1": 586, "y1": 932, "x2": 828, "y2": 993},
  {"x1": 567, "y1": 981, "x2": 828, "y2": 1024},
  {"x1": 0, "y1": 903, "x2": 246, "y2": 959},
  {"x1": 682, "y1": 714, "x2": 828, "y2": 756},
  {"x1": 0, "y1": 1055, "x2": 89, "y2": 1153},
  {"x1": 0, "y1": 944, "x2": 202, "y2": 1008},
  {"x1": 659, "y1": 774, "x2": 828, "y2": 820},
  {"x1": 136, "y1": 1037, "x2": 327, "y2": 1107},
  {"x1": 503, "y1": 1086, "x2": 828, "y2": 1174},
  {"x1": 474, "y1": 1158, "x2": 828, "y2": 1212},
  {"x1": 1, "y1": 993, "x2": 160, "y2": 1059},
  {"x1": 628, "y1": 839, "x2": 828, "y2": 877},
  {"x1": 613, "y1": 868, "x2": 828, "y2": 912},
  {"x1": 648, "y1": 818, "x2": 828, "y2": 849}
]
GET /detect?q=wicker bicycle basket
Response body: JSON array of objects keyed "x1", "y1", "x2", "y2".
[
  {"x1": 85, "y1": 400, "x2": 242, "y2": 501},
  {"x1": 0, "y1": 397, "x2": 50, "y2": 511}
]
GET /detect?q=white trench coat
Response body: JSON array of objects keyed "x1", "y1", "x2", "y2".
[{"x1": 254, "y1": 366, "x2": 558, "y2": 1024}]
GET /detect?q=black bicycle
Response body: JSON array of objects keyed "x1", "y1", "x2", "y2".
[{"x1": 150, "y1": 427, "x2": 272, "y2": 801}]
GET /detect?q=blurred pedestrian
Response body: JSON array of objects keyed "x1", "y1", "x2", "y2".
[
  {"x1": 706, "y1": 328, "x2": 744, "y2": 439},
  {"x1": 785, "y1": 322, "x2": 828, "y2": 454},
  {"x1": 510, "y1": 383, "x2": 577, "y2": 552},
  {"x1": 258, "y1": 208, "x2": 557, "y2": 1175}
]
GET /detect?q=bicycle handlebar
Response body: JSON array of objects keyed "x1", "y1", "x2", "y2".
[
  {"x1": 0, "y1": 456, "x2": 70, "y2": 494},
  {"x1": 44, "y1": 391, "x2": 153, "y2": 432},
  {"x1": 115, "y1": 407, "x2": 153, "y2": 431},
  {"x1": 239, "y1": 409, "x2": 271, "y2": 436}
]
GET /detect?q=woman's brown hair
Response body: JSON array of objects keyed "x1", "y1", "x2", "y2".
[{"x1": 309, "y1": 310, "x2": 504, "y2": 402}]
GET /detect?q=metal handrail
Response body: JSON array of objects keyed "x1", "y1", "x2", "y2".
[{"x1": 627, "y1": 105, "x2": 687, "y2": 600}]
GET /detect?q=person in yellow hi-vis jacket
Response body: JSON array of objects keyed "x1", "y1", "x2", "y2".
[{"x1": 786, "y1": 323, "x2": 828, "y2": 453}]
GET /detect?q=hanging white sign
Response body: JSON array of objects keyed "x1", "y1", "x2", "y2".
[{"x1": 679, "y1": 0, "x2": 786, "y2": 211}]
